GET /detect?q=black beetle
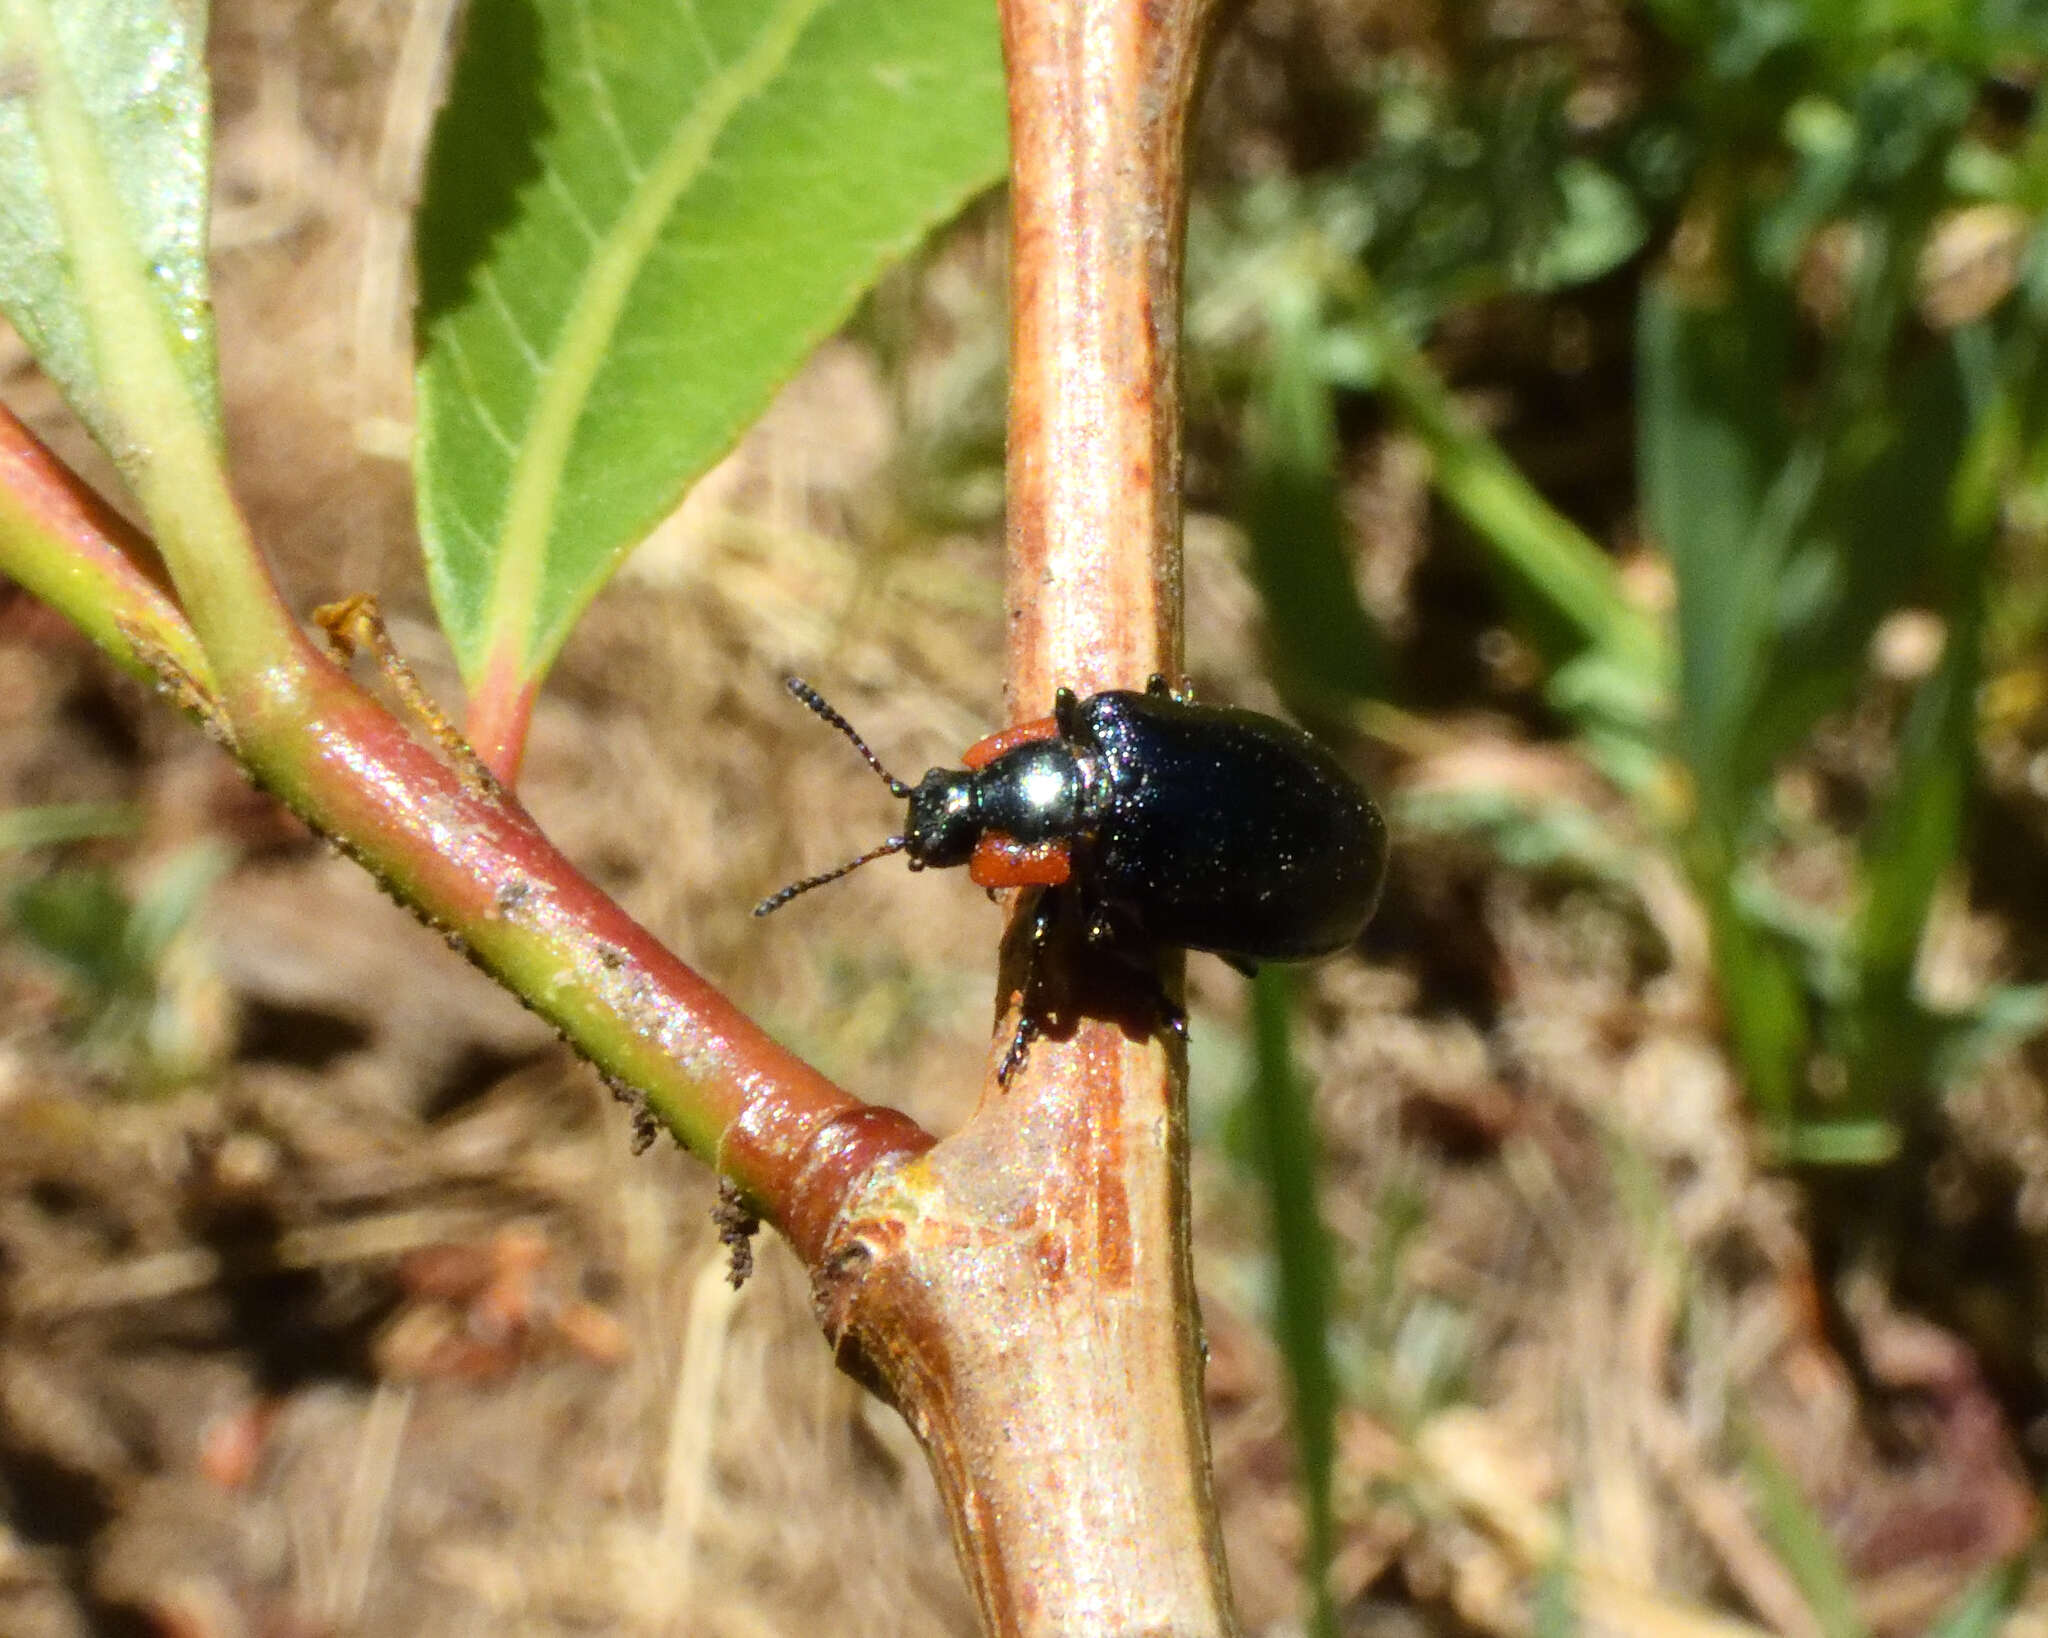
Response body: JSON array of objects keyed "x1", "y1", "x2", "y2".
[{"x1": 756, "y1": 675, "x2": 1388, "y2": 1070}]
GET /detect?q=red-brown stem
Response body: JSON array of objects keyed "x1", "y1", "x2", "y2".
[
  {"x1": 1001, "y1": 0, "x2": 1200, "y2": 709},
  {"x1": 0, "y1": 410, "x2": 929, "y2": 1256},
  {"x1": 233, "y1": 653, "x2": 933, "y2": 1255},
  {"x1": 812, "y1": 0, "x2": 1235, "y2": 1632},
  {"x1": 464, "y1": 645, "x2": 537, "y2": 788},
  {"x1": 0, "y1": 407, "x2": 214, "y2": 696}
]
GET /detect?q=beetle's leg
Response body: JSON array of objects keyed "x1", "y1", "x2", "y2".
[
  {"x1": 993, "y1": 887, "x2": 1062, "y2": 1084},
  {"x1": 1145, "y1": 673, "x2": 1195, "y2": 703},
  {"x1": 1122, "y1": 944, "x2": 1189, "y2": 1059},
  {"x1": 1080, "y1": 900, "x2": 1189, "y2": 1059},
  {"x1": 1026, "y1": 885, "x2": 1061, "y2": 945},
  {"x1": 1053, "y1": 686, "x2": 1083, "y2": 738},
  {"x1": 996, "y1": 1010, "x2": 1043, "y2": 1086},
  {"x1": 1158, "y1": 990, "x2": 1189, "y2": 1052}
]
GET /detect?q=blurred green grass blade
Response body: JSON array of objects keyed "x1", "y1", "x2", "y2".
[
  {"x1": 0, "y1": 0, "x2": 220, "y2": 457},
  {"x1": 1246, "y1": 965, "x2": 1340, "y2": 1638},
  {"x1": 1243, "y1": 300, "x2": 1385, "y2": 704},
  {"x1": 124, "y1": 840, "x2": 231, "y2": 966},
  {"x1": 1769, "y1": 1119, "x2": 1898, "y2": 1167},
  {"x1": 1638, "y1": 276, "x2": 1794, "y2": 819},
  {"x1": 1847, "y1": 343, "x2": 2006, "y2": 1101},
  {"x1": 1848, "y1": 597, "x2": 1977, "y2": 1041},
  {"x1": 0, "y1": 803, "x2": 140, "y2": 853},
  {"x1": 1532, "y1": 1552, "x2": 1577, "y2": 1638},
  {"x1": 1741, "y1": 344, "x2": 1971, "y2": 797},
  {"x1": 1743, "y1": 1434, "x2": 1869, "y2": 1638},
  {"x1": 1932, "y1": 985, "x2": 2048, "y2": 1086},
  {"x1": 414, "y1": 0, "x2": 1007, "y2": 692},
  {"x1": 1368, "y1": 308, "x2": 1663, "y2": 686},
  {"x1": 1394, "y1": 786, "x2": 1639, "y2": 889},
  {"x1": 11, "y1": 867, "x2": 139, "y2": 995},
  {"x1": 1926, "y1": 1559, "x2": 2026, "y2": 1638},
  {"x1": 1698, "y1": 864, "x2": 1810, "y2": 1122}
]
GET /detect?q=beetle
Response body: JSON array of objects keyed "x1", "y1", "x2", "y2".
[{"x1": 755, "y1": 675, "x2": 1389, "y2": 1074}]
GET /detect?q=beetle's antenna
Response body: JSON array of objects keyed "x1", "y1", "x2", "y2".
[
  {"x1": 753, "y1": 835, "x2": 909, "y2": 916},
  {"x1": 784, "y1": 677, "x2": 912, "y2": 797}
]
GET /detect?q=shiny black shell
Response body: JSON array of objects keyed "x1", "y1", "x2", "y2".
[{"x1": 1070, "y1": 690, "x2": 1386, "y2": 961}]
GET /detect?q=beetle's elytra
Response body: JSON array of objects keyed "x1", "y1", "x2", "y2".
[{"x1": 756, "y1": 675, "x2": 1388, "y2": 1074}]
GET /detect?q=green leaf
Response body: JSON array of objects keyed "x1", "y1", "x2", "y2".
[
  {"x1": 1545, "y1": 649, "x2": 1666, "y2": 796},
  {"x1": 8, "y1": 843, "x2": 229, "y2": 995},
  {"x1": 1521, "y1": 160, "x2": 1646, "y2": 292},
  {"x1": 1837, "y1": 336, "x2": 2006, "y2": 1107},
  {"x1": 1345, "y1": 60, "x2": 1640, "y2": 314},
  {"x1": 1768, "y1": 1118, "x2": 1899, "y2": 1166},
  {"x1": 1931, "y1": 985, "x2": 2048, "y2": 1087},
  {"x1": 414, "y1": 0, "x2": 1007, "y2": 691},
  {"x1": 1244, "y1": 967, "x2": 1340, "y2": 1638},
  {"x1": 0, "y1": 0, "x2": 281, "y2": 685},
  {"x1": 1393, "y1": 786, "x2": 1639, "y2": 890},
  {"x1": 125, "y1": 839, "x2": 231, "y2": 966},
  {"x1": 8, "y1": 842, "x2": 232, "y2": 1092},
  {"x1": 0, "y1": 0, "x2": 218, "y2": 457}
]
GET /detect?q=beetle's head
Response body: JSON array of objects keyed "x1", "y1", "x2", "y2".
[{"x1": 905, "y1": 768, "x2": 978, "y2": 869}]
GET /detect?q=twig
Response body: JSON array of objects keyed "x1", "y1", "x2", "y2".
[
  {"x1": 807, "y1": 0, "x2": 1239, "y2": 1632},
  {"x1": 0, "y1": 411, "x2": 930, "y2": 1251}
]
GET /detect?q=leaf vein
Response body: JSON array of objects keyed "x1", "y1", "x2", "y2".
[
  {"x1": 572, "y1": 2, "x2": 649, "y2": 185},
  {"x1": 437, "y1": 325, "x2": 523, "y2": 458},
  {"x1": 477, "y1": 0, "x2": 830, "y2": 679},
  {"x1": 541, "y1": 167, "x2": 605, "y2": 247},
  {"x1": 671, "y1": 0, "x2": 725, "y2": 76},
  {"x1": 477, "y1": 264, "x2": 551, "y2": 373}
]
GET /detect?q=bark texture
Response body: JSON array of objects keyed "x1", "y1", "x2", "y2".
[{"x1": 813, "y1": 0, "x2": 1236, "y2": 1631}]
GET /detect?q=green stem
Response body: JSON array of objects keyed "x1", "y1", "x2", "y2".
[
  {"x1": 0, "y1": 405, "x2": 214, "y2": 700},
  {"x1": 0, "y1": 411, "x2": 924, "y2": 1260}
]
